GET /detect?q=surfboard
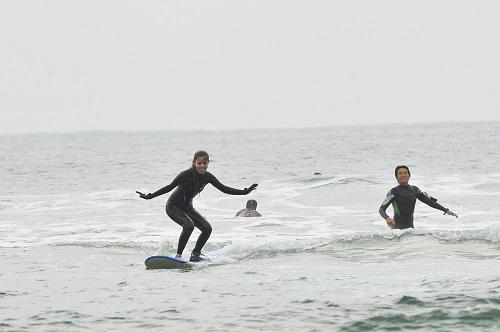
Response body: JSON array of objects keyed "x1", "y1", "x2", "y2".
[{"x1": 145, "y1": 255, "x2": 193, "y2": 270}]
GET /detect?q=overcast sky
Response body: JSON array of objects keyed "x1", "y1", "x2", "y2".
[{"x1": 1, "y1": 1, "x2": 499, "y2": 134}]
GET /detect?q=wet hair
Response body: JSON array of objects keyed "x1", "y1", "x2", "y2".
[
  {"x1": 193, "y1": 150, "x2": 209, "y2": 162},
  {"x1": 246, "y1": 199, "x2": 257, "y2": 210},
  {"x1": 394, "y1": 165, "x2": 411, "y2": 178},
  {"x1": 192, "y1": 151, "x2": 209, "y2": 194}
]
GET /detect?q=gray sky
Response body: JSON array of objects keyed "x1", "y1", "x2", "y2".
[{"x1": 1, "y1": 0, "x2": 499, "y2": 134}]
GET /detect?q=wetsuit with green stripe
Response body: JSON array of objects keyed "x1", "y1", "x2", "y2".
[{"x1": 379, "y1": 185, "x2": 449, "y2": 229}]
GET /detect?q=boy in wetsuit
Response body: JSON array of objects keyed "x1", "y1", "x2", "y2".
[
  {"x1": 137, "y1": 151, "x2": 258, "y2": 261},
  {"x1": 379, "y1": 165, "x2": 458, "y2": 229}
]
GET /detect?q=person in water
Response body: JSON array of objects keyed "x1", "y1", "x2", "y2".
[
  {"x1": 137, "y1": 151, "x2": 258, "y2": 262},
  {"x1": 235, "y1": 199, "x2": 262, "y2": 217},
  {"x1": 379, "y1": 165, "x2": 458, "y2": 229}
]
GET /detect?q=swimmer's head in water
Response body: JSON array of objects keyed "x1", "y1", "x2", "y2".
[
  {"x1": 192, "y1": 150, "x2": 209, "y2": 175},
  {"x1": 246, "y1": 199, "x2": 257, "y2": 210},
  {"x1": 395, "y1": 165, "x2": 410, "y2": 184}
]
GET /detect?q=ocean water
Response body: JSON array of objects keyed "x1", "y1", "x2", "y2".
[{"x1": 1, "y1": 122, "x2": 500, "y2": 331}]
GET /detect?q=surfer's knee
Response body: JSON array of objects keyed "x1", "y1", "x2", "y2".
[
  {"x1": 183, "y1": 220, "x2": 195, "y2": 233},
  {"x1": 203, "y1": 223, "x2": 212, "y2": 235}
]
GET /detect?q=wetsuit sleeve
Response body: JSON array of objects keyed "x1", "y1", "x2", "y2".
[
  {"x1": 416, "y1": 187, "x2": 448, "y2": 213},
  {"x1": 149, "y1": 172, "x2": 183, "y2": 198},
  {"x1": 379, "y1": 190, "x2": 395, "y2": 220},
  {"x1": 207, "y1": 173, "x2": 248, "y2": 195}
]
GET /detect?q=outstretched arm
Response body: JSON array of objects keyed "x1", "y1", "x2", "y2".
[
  {"x1": 417, "y1": 190, "x2": 458, "y2": 218},
  {"x1": 136, "y1": 173, "x2": 183, "y2": 200},
  {"x1": 209, "y1": 173, "x2": 258, "y2": 195}
]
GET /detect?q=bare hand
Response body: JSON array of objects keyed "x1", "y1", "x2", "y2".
[
  {"x1": 386, "y1": 217, "x2": 396, "y2": 229},
  {"x1": 446, "y1": 210, "x2": 458, "y2": 218},
  {"x1": 136, "y1": 191, "x2": 153, "y2": 200}
]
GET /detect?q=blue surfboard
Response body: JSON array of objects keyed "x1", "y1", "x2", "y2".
[
  {"x1": 145, "y1": 255, "x2": 192, "y2": 269},
  {"x1": 145, "y1": 255, "x2": 211, "y2": 269}
]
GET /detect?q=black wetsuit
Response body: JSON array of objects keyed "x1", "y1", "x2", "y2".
[
  {"x1": 150, "y1": 167, "x2": 250, "y2": 254},
  {"x1": 379, "y1": 185, "x2": 449, "y2": 229}
]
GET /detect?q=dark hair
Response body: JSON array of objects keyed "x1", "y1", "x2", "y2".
[
  {"x1": 192, "y1": 151, "x2": 209, "y2": 194},
  {"x1": 246, "y1": 199, "x2": 257, "y2": 210},
  {"x1": 395, "y1": 165, "x2": 410, "y2": 178},
  {"x1": 193, "y1": 150, "x2": 209, "y2": 162}
]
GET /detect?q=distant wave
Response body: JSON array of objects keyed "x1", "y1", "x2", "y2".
[
  {"x1": 330, "y1": 227, "x2": 500, "y2": 245},
  {"x1": 295, "y1": 176, "x2": 381, "y2": 188},
  {"x1": 429, "y1": 227, "x2": 500, "y2": 243},
  {"x1": 5, "y1": 225, "x2": 500, "y2": 258},
  {"x1": 204, "y1": 226, "x2": 500, "y2": 261},
  {"x1": 50, "y1": 239, "x2": 167, "y2": 252}
]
